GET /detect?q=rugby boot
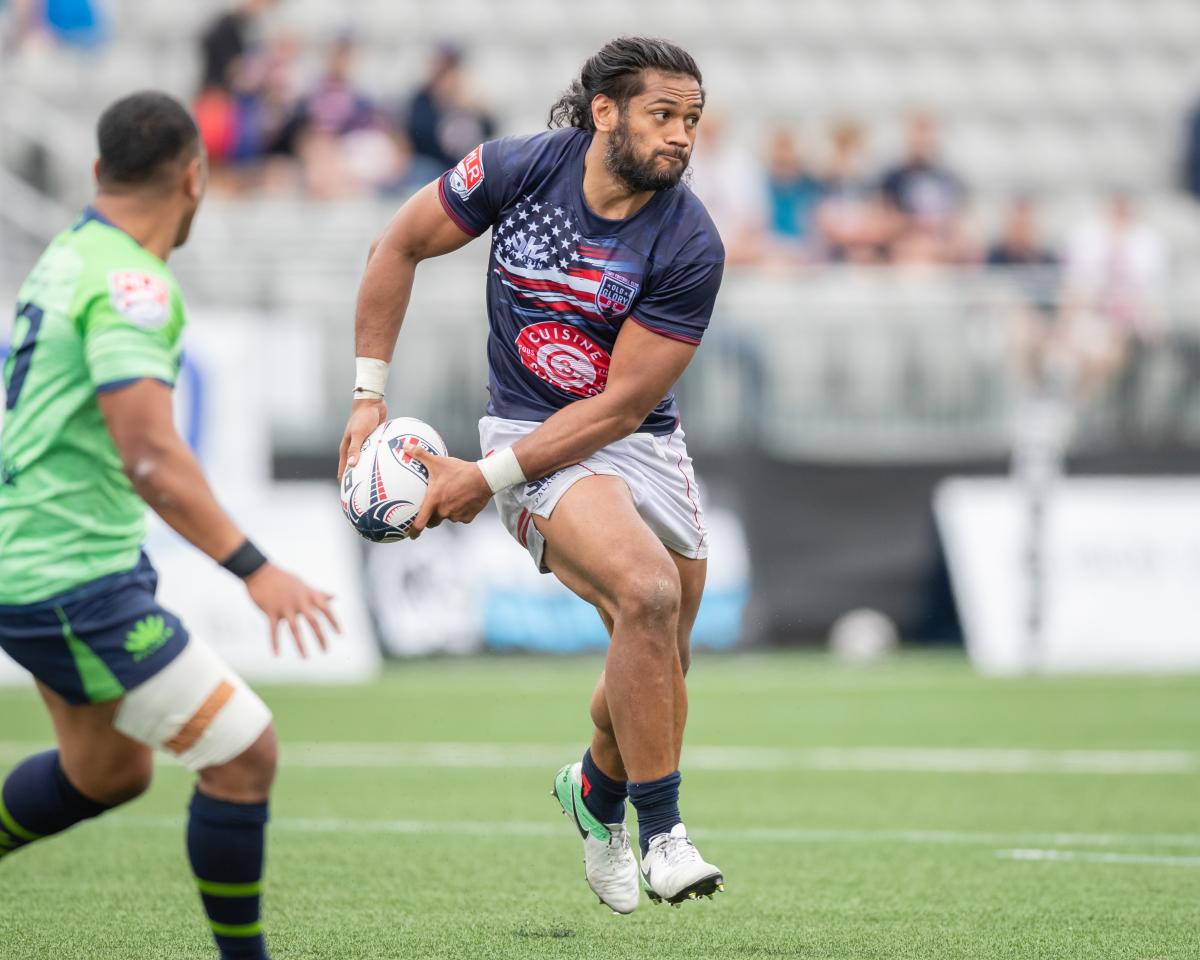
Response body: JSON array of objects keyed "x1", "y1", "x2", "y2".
[
  {"x1": 639, "y1": 823, "x2": 725, "y2": 906},
  {"x1": 552, "y1": 762, "x2": 640, "y2": 914}
]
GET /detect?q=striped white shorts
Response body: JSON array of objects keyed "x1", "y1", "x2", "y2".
[{"x1": 479, "y1": 415, "x2": 709, "y2": 573}]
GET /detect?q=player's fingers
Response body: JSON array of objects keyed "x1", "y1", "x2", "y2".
[
  {"x1": 403, "y1": 440, "x2": 435, "y2": 470},
  {"x1": 285, "y1": 612, "x2": 307, "y2": 659},
  {"x1": 337, "y1": 432, "x2": 351, "y2": 479},
  {"x1": 410, "y1": 498, "x2": 435, "y2": 538},
  {"x1": 316, "y1": 593, "x2": 341, "y2": 634},
  {"x1": 302, "y1": 609, "x2": 328, "y2": 653},
  {"x1": 346, "y1": 431, "x2": 365, "y2": 469},
  {"x1": 269, "y1": 615, "x2": 281, "y2": 657}
]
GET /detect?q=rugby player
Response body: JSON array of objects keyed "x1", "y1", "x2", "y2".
[
  {"x1": 338, "y1": 38, "x2": 725, "y2": 911},
  {"x1": 0, "y1": 92, "x2": 337, "y2": 960}
]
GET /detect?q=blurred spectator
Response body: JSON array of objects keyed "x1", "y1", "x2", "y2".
[
  {"x1": 814, "y1": 120, "x2": 889, "y2": 263},
  {"x1": 987, "y1": 197, "x2": 1056, "y2": 268},
  {"x1": 7, "y1": 0, "x2": 105, "y2": 52},
  {"x1": 290, "y1": 34, "x2": 408, "y2": 198},
  {"x1": 1060, "y1": 192, "x2": 1168, "y2": 416},
  {"x1": 762, "y1": 128, "x2": 825, "y2": 260},
  {"x1": 1184, "y1": 99, "x2": 1200, "y2": 201},
  {"x1": 880, "y1": 112, "x2": 975, "y2": 264},
  {"x1": 403, "y1": 45, "x2": 496, "y2": 177},
  {"x1": 687, "y1": 113, "x2": 768, "y2": 265},
  {"x1": 881, "y1": 112, "x2": 964, "y2": 227},
  {"x1": 199, "y1": 0, "x2": 276, "y2": 93},
  {"x1": 988, "y1": 196, "x2": 1060, "y2": 381}
]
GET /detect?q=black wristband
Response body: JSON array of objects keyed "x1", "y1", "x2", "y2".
[{"x1": 221, "y1": 539, "x2": 268, "y2": 579}]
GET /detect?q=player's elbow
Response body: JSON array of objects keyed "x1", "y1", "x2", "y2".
[{"x1": 120, "y1": 440, "x2": 178, "y2": 508}]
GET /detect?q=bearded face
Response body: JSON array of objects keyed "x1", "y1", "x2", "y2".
[{"x1": 604, "y1": 108, "x2": 690, "y2": 193}]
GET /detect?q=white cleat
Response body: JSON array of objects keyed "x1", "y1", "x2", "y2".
[
  {"x1": 552, "y1": 762, "x2": 640, "y2": 914},
  {"x1": 639, "y1": 823, "x2": 725, "y2": 906}
]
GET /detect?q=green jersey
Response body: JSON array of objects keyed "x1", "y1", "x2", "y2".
[{"x1": 0, "y1": 209, "x2": 186, "y2": 605}]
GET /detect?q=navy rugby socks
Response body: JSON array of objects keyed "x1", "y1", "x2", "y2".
[
  {"x1": 581, "y1": 748, "x2": 627, "y2": 825},
  {"x1": 0, "y1": 750, "x2": 110, "y2": 858},
  {"x1": 628, "y1": 770, "x2": 682, "y2": 856},
  {"x1": 187, "y1": 790, "x2": 271, "y2": 960}
]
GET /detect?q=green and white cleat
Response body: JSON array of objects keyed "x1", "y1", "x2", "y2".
[
  {"x1": 639, "y1": 823, "x2": 725, "y2": 906},
  {"x1": 552, "y1": 762, "x2": 640, "y2": 915}
]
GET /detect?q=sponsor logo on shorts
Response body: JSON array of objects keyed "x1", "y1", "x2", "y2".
[
  {"x1": 515, "y1": 321, "x2": 611, "y2": 398},
  {"x1": 108, "y1": 271, "x2": 170, "y2": 329},
  {"x1": 449, "y1": 145, "x2": 485, "y2": 200},
  {"x1": 595, "y1": 271, "x2": 639, "y2": 318},
  {"x1": 124, "y1": 615, "x2": 174, "y2": 663}
]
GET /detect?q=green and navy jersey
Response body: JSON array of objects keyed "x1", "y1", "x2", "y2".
[{"x1": 0, "y1": 208, "x2": 186, "y2": 605}]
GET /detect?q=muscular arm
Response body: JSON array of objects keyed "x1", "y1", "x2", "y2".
[
  {"x1": 354, "y1": 180, "x2": 476, "y2": 361},
  {"x1": 98, "y1": 379, "x2": 245, "y2": 560},
  {"x1": 338, "y1": 181, "x2": 478, "y2": 477},
  {"x1": 403, "y1": 321, "x2": 697, "y2": 537},
  {"x1": 511, "y1": 321, "x2": 696, "y2": 479},
  {"x1": 100, "y1": 378, "x2": 339, "y2": 653}
]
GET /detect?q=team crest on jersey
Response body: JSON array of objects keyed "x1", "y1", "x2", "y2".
[
  {"x1": 108, "y1": 271, "x2": 169, "y2": 329},
  {"x1": 515, "y1": 321, "x2": 611, "y2": 398},
  {"x1": 595, "y1": 272, "x2": 638, "y2": 319},
  {"x1": 449, "y1": 145, "x2": 485, "y2": 200}
]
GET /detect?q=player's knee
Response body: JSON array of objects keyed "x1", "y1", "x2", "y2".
[
  {"x1": 76, "y1": 751, "x2": 154, "y2": 806},
  {"x1": 614, "y1": 561, "x2": 681, "y2": 632},
  {"x1": 198, "y1": 724, "x2": 278, "y2": 801}
]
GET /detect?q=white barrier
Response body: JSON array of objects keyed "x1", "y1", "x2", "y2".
[{"x1": 936, "y1": 476, "x2": 1200, "y2": 675}]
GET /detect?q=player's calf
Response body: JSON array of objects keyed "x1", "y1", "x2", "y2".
[
  {"x1": 0, "y1": 749, "x2": 129, "y2": 860},
  {"x1": 188, "y1": 727, "x2": 277, "y2": 960}
]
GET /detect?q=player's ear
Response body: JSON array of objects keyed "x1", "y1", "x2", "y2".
[
  {"x1": 183, "y1": 154, "x2": 205, "y2": 204},
  {"x1": 93, "y1": 158, "x2": 102, "y2": 184},
  {"x1": 591, "y1": 94, "x2": 618, "y2": 135}
]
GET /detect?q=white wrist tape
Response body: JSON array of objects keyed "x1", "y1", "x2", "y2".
[
  {"x1": 354, "y1": 357, "x2": 390, "y2": 397},
  {"x1": 476, "y1": 447, "x2": 527, "y2": 494}
]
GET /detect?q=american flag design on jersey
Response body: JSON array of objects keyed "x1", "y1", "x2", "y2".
[{"x1": 437, "y1": 127, "x2": 725, "y2": 436}]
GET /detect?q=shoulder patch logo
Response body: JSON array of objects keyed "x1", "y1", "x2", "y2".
[
  {"x1": 595, "y1": 272, "x2": 639, "y2": 318},
  {"x1": 449, "y1": 145, "x2": 485, "y2": 200},
  {"x1": 124, "y1": 615, "x2": 174, "y2": 663},
  {"x1": 108, "y1": 271, "x2": 170, "y2": 329}
]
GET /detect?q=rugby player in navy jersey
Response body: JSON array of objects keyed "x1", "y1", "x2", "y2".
[{"x1": 338, "y1": 37, "x2": 725, "y2": 912}]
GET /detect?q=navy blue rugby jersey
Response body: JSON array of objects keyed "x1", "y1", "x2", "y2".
[{"x1": 437, "y1": 126, "x2": 725, "y2": 436}]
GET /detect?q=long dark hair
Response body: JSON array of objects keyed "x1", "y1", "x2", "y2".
[{"x1": 549, "y1": 37, "x2": 702, "y2": 133}]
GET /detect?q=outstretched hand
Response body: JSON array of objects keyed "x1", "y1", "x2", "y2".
[
  {"x1": 244, "y1": 564, "x2": 341, "y2": 657},
  {"x1": 403, "y1": 440, "x2": 493, "y2": 539}
]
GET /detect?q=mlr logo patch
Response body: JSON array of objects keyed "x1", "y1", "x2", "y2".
[
  {"x1": 108, "y1": 271, "x2": 169, "y2": 329},
  {"x1": 449, "y1": 145, "x2": 485, "y2": 200}
]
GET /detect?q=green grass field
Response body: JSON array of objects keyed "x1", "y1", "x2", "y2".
[{"x1": 1, "y1": 651, "x2": 1198, "y2": 959}]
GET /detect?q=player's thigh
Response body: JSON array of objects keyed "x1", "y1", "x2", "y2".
[
  {"x1": 36, "y1": 681, "x2": 153, "y2": 802},
  {"x1": 668, "y1": 550, "x2": 706, "y2": 675},
  {"x1": 535, "y1": 475, "x2": 681, "y2": 624}
]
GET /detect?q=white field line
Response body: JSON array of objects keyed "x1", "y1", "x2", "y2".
[
  {"x1": 110, "y1": 815, "x2": 1200, "y2": 852},
  {"x1": 0, "y1": 740, "x2": 1197, "y2": 774},
  {"x1": 997, "y1": 848, "x2": 1200, "y2": 867}
]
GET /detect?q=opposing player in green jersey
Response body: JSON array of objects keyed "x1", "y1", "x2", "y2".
[{"x1": 0, "y1": 92, "x2": 337, "y2": 960}]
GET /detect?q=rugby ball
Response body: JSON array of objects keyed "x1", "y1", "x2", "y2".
[{"x1": 340, "y1": 417, "x2": 448, "y2": 542}]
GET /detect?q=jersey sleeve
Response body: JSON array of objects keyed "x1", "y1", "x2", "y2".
[
  {"x1": 437, "y1": 138, "x2": 519, "y2": 237},
  {"x1": 628, "y1": 257, "x2": 725, "y2": 345},
  {"x1": 81, "y1": 270, "x2": 182, "y2": 391}
]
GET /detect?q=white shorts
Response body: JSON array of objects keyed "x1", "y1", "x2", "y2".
[{"x1": 479, "y1": 415, "x2": 708, "y2": 573}]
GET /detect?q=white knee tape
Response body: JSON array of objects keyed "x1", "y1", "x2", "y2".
[{"x1": 113, "y1": 640, "x2": 272, "y2": 772}]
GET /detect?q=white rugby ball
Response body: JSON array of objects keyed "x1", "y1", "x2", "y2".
[{"x1": 340, "y1": 417, "x2": 448, "y2": 542}]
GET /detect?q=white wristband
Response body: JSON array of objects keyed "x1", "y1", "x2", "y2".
[
  {"x1": 354, "y1": 357, "x2": 390, "y2": 397},
  {"x1": 475, "y1": 447, "x2": 527, "y2": 494}
]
